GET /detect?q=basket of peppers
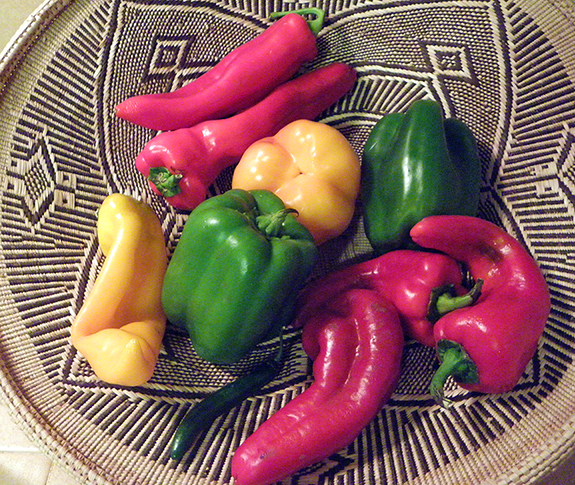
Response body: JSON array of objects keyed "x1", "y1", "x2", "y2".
[{"x1": 71, "y1": 9, "x2": 551, "y2": 485}]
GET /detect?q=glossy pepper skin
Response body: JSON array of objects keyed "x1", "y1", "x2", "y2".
[
  {"x1": 170, "y1": 336, "x2": 283, "y2": 461},
  {"x1": 115, "y1": 12, "x2": 319, "y2": 131},
  {"x1": 361, "y1": 99, "x2": 481, "y2": 254},
  {"x1": 232, "y1": 119, "x2": 361, "y2": 245},
  {"x1": 232, "y1": 288, "x2": 403, "y2": 485},
  {"x1": 71, "y1": 194, "x2": 167, "y2": 387},
  {"x1": 295, "y1": 250, "x2": 468, "y2": 347},
  {"x1": 410, "y1": 215, "x2": 551, "y2": 404},
  {"x1": 161, "y1": 189, "x2": 317, "y2": 364},
  {"x1": 136, "y1": 62, "x2": 357, "y2": 211}
]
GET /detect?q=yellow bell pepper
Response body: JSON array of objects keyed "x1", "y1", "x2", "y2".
[
  {"x1": 71, "y1": 194, "x2": 167, "y2": 386},
  {"x1": 231, "y1": 119, "x2": 360, "y2": 245}
]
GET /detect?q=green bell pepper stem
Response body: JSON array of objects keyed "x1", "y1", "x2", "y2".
[
  {"x1": 148, "y1": 167, "x2": 183, "y2": 198},
  {"x1": 271, "y1": 8, "x2": 326, "y2": 36},
  {"x1": 430, "y1": 340, "x2": 479, "y2": 408},
  {"x1": 256, "y1": 208, "x2": 299, "y2": 238},
  {"x1": 427, "y1": 278, "x2": 484, "y2": 323}
]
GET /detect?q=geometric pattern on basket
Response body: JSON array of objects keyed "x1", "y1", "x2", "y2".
[{"x1": 1, "y1": 1, "x2": 575, "y2": 485}]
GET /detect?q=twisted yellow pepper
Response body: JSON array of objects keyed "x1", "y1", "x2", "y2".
[
  {"x1": 231, "y1": 120, "x2": 360, "y2": 245},
  {"x1": 71, "y1": 194, "x2": 167, "y2": 386}
]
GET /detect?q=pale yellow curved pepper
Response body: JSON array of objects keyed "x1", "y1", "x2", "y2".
[
  {"x1": 71, "y1": 194, "x2": 167, "y2": 386},
  {"x1": 231, "y1": 120, "x2": 361, "y2": 245}
]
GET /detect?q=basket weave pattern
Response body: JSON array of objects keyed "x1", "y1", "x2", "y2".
[{"x1": 1, "y1": 1, "x2": 575, "y2": 484}]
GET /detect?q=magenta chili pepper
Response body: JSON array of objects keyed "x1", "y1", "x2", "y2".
[
  {"x1": 410, "y1": 215, "x2": 551, "y2": 404},
  {"x1": 136, "y1": 62, "x2": 357, "y2": 211},
  {"x1": 115, "y1": 12, "x2": 320, "y2": 131},
  {"x1": 231, "y1": 288, "x2": 403, "y2": 485},
  {"x1": 295, "y1": 250, "x2": 472, "y2": 348}
]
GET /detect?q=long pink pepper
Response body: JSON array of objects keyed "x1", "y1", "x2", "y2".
[
  {"x1": 116, "y1": 14, "x2": 318, "y2": 131},
  {"x1": 231, "y1": 288, "x2": 403, "y2": 485},
  {"x1": 135, "y1": 62, "x2": 357, "y2": 211}
]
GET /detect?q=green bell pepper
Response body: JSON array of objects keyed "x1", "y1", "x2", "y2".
[
  {"x1": 361, "y1": 99, "x2": 481, "y2": 254},
  {"x1": 161, "y1": 189, "x2": 317, "y2": 364}
]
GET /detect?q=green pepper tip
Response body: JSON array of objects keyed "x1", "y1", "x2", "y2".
[
  {"x1": 169, "y1": 446, "x2": 184, "y2": 461},
  {"x1": 169, "y1": 425, "x2": 192, "y2": 461}
]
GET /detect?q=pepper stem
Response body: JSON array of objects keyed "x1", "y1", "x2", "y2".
[
  {"x1": 148, "y1": 167, "x2": 183, "y2": 198},
  {"x1": 430, "y1": 340, "x2": 479, "y2": 408},
  {"x1": 270, "y1": 8, "x2": 326, "y2": 36},
  {"x1": 427, "y1": 278, "x2": 483, "y2": 323},
  {"x1": 256, "y1": 208, "x2": 299, "y2": 238},
  {"x1": 272, "y1": 328, "x2": 285, "y2": 370}
]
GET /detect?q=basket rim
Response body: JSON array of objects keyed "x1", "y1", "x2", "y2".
[{"x1": 1, "y1": 1, "x2": 575, "y2": 484}]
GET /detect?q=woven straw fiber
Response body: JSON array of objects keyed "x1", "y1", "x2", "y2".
[{"x1": 1, "y1": 0, "x2": 574, "y2": 484}]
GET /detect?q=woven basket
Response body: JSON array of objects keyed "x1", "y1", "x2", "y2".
[{"x1": 1, "y1": 0, "x2": 574, "y2": 484}]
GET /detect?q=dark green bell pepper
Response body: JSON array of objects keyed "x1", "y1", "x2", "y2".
[
  {"x1": 161, "y1": 188, "x2": 317, "y2": 364},
  {"x1": 361, "y1": 99, "x2": 481, "y2": 254}
]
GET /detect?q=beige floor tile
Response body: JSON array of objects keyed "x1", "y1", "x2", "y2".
[
  {"x1": 0, "y1": 0, "x2": 45, "y2": 53},
  {"x1": 0, "y1": 403, "x2": 40, "y2": 452},
  {"x1": 46, "y1": 463, "x2": 84, "y2": 485},
  {"x1": 0, "y1": 451, "x2": 51, "y2": 485}
]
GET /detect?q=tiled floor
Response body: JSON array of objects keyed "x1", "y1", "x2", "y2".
[{"x1": 0, "y1": 401, "x2": 82, "y2": 485}]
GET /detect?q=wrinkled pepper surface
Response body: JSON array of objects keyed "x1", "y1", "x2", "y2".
[
  {"x1": 361, "y1": 99, "x2": 482, "y2": 253},
  {"x1": 295, "y1": 249, "x2": 473, "y2": 347},
  {"x1": 232, "y1": 288, "x2": 403, "y2": 485},
  {"x1": 161, "y1": 189, "x2": 317, "y2": 364},
  {"x1": 410, "y1": 215, "x2": 551, "y2": 404},
  {"x1": 136, "y1": 62, "x2": 357, "y2": 211},
  {"x1": 71, "y1": 194, "x2": 167, "y2": 386},
  {"x1": 115, "y1": 11, "x2": 320, "y2": 131},
  {"x1": 232, "y1": 119, "x2": 361, "y2": 245}
]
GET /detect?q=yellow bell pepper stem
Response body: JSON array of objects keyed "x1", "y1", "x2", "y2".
[
  {"x1": 71, "y1": 194, "x2": 167, "y2": 386},
  {"x1": 231, "y1": 120, "x2": 360, "y2": 245}
]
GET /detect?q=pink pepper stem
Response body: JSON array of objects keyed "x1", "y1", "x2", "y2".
[
  {"x1": 270, "y1": 8, "x2": 326, "y2": 36},
  {"x1": 294, "y1": 249, "x2": 467, "y2": 348},
  {"x1": 410, "y1": 215, "x2": 551, "y2": 398},
  {"x1": 136, "y1": 62, "x2": 357, "y2": 211},
  {"x1": 115, "y1": 13, "x2": 318, "y2": 131}
]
